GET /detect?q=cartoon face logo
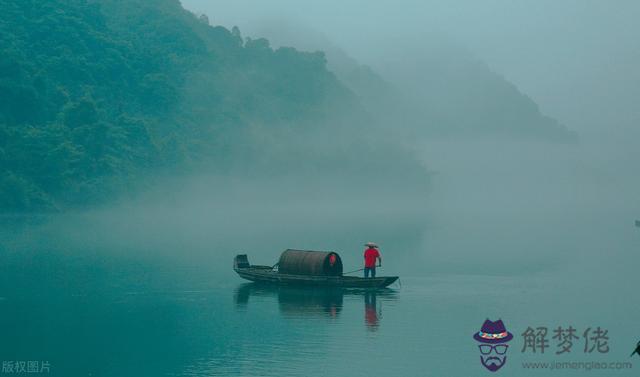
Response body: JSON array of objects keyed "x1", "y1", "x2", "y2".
[{"x1": 473, "y1": 319, "x2": 513, "y2": 372}]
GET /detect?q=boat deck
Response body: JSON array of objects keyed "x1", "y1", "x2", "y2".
[{"x1": 235, "y1": 265, "x2": 398, "y2": 289}]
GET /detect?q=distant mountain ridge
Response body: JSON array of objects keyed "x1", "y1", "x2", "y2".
[
  {"x1": 386, "y1": 39, "x2": 577, "y2": 141},
  {"x1": 244, "y1": 21, "x2": 576, "y2": 141}
]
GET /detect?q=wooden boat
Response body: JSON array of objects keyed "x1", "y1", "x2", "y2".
[{"x1": 233, "y1": 249, "x2": 399, "y2": 289}]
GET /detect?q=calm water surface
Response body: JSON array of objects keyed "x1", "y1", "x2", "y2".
[{"x1": 1, "y1": 139, "x2": 638, "y2": 376}]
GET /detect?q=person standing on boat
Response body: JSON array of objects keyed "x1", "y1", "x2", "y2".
[{"x1": 363, "y1": 242, "x2": 381, "y2": 278}]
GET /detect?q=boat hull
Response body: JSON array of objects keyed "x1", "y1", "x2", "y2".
[{"x1": 234, "y1": 266, "x2": 398, "y2": 289}]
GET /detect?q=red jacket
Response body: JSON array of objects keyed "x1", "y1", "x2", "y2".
[{"x1": 364, "y1": 248, "x2": 380, "y2": 268}]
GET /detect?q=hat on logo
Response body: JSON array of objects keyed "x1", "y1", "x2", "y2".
[{"x1": 473, "y1": 319, "x2": 513, "y2": 344}]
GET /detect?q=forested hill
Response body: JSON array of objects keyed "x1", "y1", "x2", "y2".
[
  {"x1": 0, "y1": 0, "x2": 382, "y2": 211},
  {"x1": 244, "y1": 22, "x2": 576, "y2": 141}
]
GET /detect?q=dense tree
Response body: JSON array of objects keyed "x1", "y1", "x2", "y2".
[{"x1": 0, "y1": 0, "x2": 421, "y2": 212}]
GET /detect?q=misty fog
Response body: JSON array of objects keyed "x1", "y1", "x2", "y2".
[
  {"x1": 183, "y1": 0, "x2": 640, "y2": 136},
  {"x1": 39, "y1": 0, "x2": 633, "y2": 278},
  {"x1": 5, "y1": 0, "x2": 637, "y2": 279},
  {"x1": 2, "y1": 2, "x2": 639, "y2": 375},
  {"x1": 178, "y1": 0, "x2": 639, "y2": 260}
]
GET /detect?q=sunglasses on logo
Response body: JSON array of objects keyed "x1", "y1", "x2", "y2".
[{"x1": 478, "y1": 344, "x2": 509, "y2": 355}]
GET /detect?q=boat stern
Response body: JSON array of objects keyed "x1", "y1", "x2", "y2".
[{"x1": 234, "y1": 254, "x2": 250, "y2": 271}]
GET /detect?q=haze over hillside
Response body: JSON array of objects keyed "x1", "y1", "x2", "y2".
[
  {"x1": 8, "y1": 0, "x2": 633, "y2": 213},
  {"x1": 0, "y1": 0, "x2": 426, "y2": 212},
  {"x1": 183, "y1": 0, "x2": 639, "y2": 143},
  {"x1": 242, "y1": 20, "x2": 575, "y2": 141}
]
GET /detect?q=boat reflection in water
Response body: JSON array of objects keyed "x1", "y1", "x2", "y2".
[{"x1": 234, "y1": 283, "x2": 397, "y2": 329}]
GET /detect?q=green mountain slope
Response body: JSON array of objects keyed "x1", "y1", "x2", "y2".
[{"x1": 1, "y1": 0, "x2": 424, "y2": 212}]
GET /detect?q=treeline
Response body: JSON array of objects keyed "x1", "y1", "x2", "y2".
[{"x1": 1, "y1": 0, "x2": 417, "y2": 211}]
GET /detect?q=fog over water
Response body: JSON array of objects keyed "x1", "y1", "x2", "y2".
[
  {"x1": 1, "y1": 1, "x2": 639, "y2": 376},
  {"x1": 178, "y1": 0, "x2": 640, "y2": 273}
]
